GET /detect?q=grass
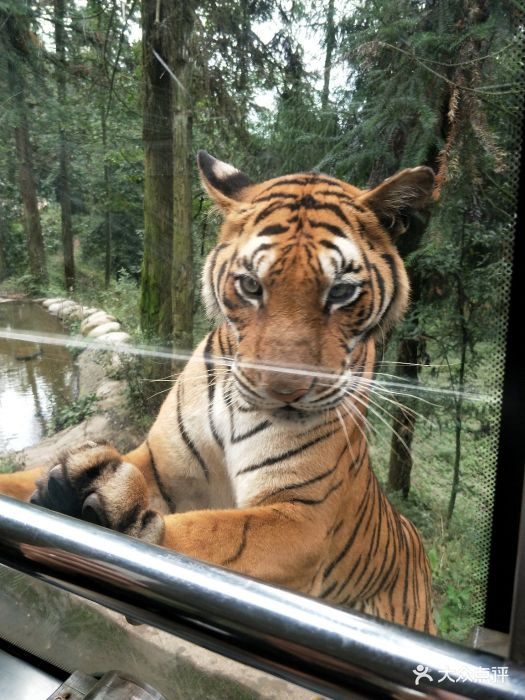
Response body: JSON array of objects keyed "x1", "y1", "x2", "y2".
[
  {"x1": 0, "y1": 455, "x2": 22, "y2": 473},
  {"x1": 369, "y1": 344, "x2": 500, "y2": 643},
  {"x1": 48, "y1": 393, "x2": 99, "y2": 434}
]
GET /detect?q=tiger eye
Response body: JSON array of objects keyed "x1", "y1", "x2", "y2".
[
  {"x1": 240, "y1": 276, "x2": 263, "y2": 297},
  {"x1": 328, "y1": 283, "x2": 356, "y2": 303}
]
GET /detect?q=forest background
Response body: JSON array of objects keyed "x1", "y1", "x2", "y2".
[{"x1": 0, "y1": 0, "x2": 523, "y2": 642}]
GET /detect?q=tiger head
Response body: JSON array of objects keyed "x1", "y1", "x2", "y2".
[{"x1": 198, "y1": 151, "x2": 434, "y2": 414}]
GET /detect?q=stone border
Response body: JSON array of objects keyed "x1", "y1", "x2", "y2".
[{"x1": 40, "y1": 297, "x2": 131, "y2": 344}]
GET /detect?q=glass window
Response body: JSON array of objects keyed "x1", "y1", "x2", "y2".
[{"x1": 0, "y1": 0, "x2": 523, "y2": 689}]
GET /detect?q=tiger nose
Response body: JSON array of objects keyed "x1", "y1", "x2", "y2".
[
  {"x1": 266, "y1": 381, "x2": 310, "y2": 403},
  {"x1": 266, "y1": 385, "x2": 310, "y2": 404}
]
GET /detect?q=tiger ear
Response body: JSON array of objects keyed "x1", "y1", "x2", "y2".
[
  {"x1": 197, "y1": 150, "x2": 252, "y2": 212},
  {"x1": 358, "y1": 166, "x2": 435, "y2": 236}
]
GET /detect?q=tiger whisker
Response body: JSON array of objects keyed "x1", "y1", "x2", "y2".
[
  {"x1": 347, "y1": 389, "x2": 412, "y2": 458},
  {"x1": 362, "y1": 386, "x2": 435, "y2": 428},
  {"x1": 335, "y1": 407, "x2": 358, "y2": 466}
]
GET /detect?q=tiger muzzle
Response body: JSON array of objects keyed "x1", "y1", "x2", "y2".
[{"x1": 264, "y1": 382, "x2": 311, "y2": 404}]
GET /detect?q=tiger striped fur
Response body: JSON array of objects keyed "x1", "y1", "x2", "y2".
[{"x1": 0, "y1": 151, "x2": 436, "y2": 633}]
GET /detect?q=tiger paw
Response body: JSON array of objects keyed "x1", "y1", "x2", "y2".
[{"x1": 30, "y1": 441, "x2": 165, "y2": 544}]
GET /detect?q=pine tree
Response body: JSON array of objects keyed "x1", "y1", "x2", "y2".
[
  {"x1": 54, "y1": 0, "x2": 75, "y2": 291},
  {"x1": 1, "y1": 3, "x2": 48, "y2": 288}
]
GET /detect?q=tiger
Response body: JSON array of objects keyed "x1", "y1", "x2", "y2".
[{"x1": 0, "y1": 150, "x2": 436, "y2": 633}]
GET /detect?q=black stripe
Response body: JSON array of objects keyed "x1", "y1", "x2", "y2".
[
  {"x1": 257, "y1": 223, "x2": 289, "y2": 237},
  {"x1": 290, "y1": 479, "x2": 343, "y2": 505},
  {"x1": 323, "y1": 477, "x2": 372, "y2": 579},
  {"x1": 257, "y1": 176, "x2": 343, "y2": 196},
  {"x1": 176, "y1": 383, "x2": 210, "y2": 480},
  {"x1": 379, "y1": 252, "x2": 399, "y2": 320},
  {"x1": 370, "y1": 510, "x2": 398, "y2": 598},
  {"x1": 232, "y1": 419, "x2": 272, "y2": 444},
  {"x1": 309, "y1": 220, "x2": 348, "y2": 238},
  {"x1": 370, "y1": 262, "x2": 385, "y2": 317},
  {"x1": 319, "y1": 239, "x2": 345, "y2": 267},
  {"x1": 222, "y1": 294, "x2": 244, "y2": 310},
  {"x1": 222, "y1": 519, "x2": 251, "y2": 565},
  {"x1": 237, "y1": 428, "x2": 340, "y2": 476},
  {"x1": 263, "y1": 459, "x2": 341, "y2": 501},
  {"x1": 306, "y1": 202, "x2": 352, "y2": 227},
  {"x1": 217, "y1": 325, "x2": 228, "y2": 358},
  {"x1": 260, "y1": 432, "x2": 346, "y2": 504},
  {"x1": 320, "y1": 581, "x2": 337, "y2": 598},
  {"x1": 203, "y1": 331, "x2": 224, "y2": 450},
  {"x1": 146, "y1": 439, "x2": 176, "y2": 511},
  {"x1": 233, "y1": 369, "x2": 262, "y2": 400},
  {"x1": 117, "y1": 502, "x2": 142, "y2": 533},
  {"x1": 328, "y1": 518, "x2": 344, "y2": 537},
  {"x1": 250, "y1": 242, "x2": 276, "y2": 265},
  {"x1": 402, "y1": 525, "x2": 411, "y2": 626},
  {"x1": 254, "y1": 191, "x2": 299, "y2": 203},
  {"x1": 73, "y1": 459, "x2": 119, "y2": 497},
  {"x1": 334, "y1": 555, "x2": 363, "y2": 598},
  {"x1": 253, "y1": 189, "x2": 356, "y2": 226},
  {"x1": 216, "y1": 259, "x2": 228, "y2": 289}
]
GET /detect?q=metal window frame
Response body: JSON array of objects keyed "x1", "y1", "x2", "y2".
[
  {"x1": 484, "y1": 112, "x2": 525, "y2": 640},
  {"x1": 510, "y1": 474, "x2": 525, "y2": 664}
]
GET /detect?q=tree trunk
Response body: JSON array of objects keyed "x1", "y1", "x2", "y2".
[
  {"x1": 140, "y1": 0, "x2": 173, "y2": 341},
  {"x1": 101, "y1": 108, "x2": 112, "y2": 289},
  {"x1": 322, "y1": 0, "x2": 336, "y2": 111},
  {"x1": 0, "y1": 213, "x2": 7, "y2": 281},
  {"x1": 447, "y1": 220, "x2": 469, "y2": 526},
  {"x1": 386, "y1": 211, "x2": 429, "y2": 496},
  {"x1": 55, "y1": 0, "x2": 75, "y2": 291},
  {"x1": 7, "y1": 55, "x2": 47, "y2": 287},
  {"x1": 171, "y1": 1, "x2": 194, "y2": 354},
  {"x1": 387, "y1": 337, "x2": 419, "y2": 496}
]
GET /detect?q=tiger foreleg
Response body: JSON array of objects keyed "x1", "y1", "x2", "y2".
[
  {"x1": 25, "y1": 443, "x2": 324, "y2": 590},
  {"x1": 161, "y1": 505, "x2": 325, "y2": 590},
  {"x1": 0, "y1": 466, "x2": 46, "y2": 502},
  {"x1": 28, "y1": 441, "x2": 165, "y2": 544}
]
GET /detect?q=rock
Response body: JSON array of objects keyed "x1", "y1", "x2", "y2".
[
  {"x1": 96, "y1": 380, "x2": 126, "y2": 409},
  {"x1": 47, "y1": 300, "x2": 78, "y2": 316},
  {"x1": 88, "y1": 321, "x2": 122, "y2": 338},
  {"x1": 109, "y1": 352, "x2": 122, "y2": 370},
  {"x1": 57, "y1": 302, "x2": 82, "y2": 319},
  {"x1": 66, "y1": 306, "x2": 101, "y2": 322},
  {"x1": 78, "y1": 348, "x2": 108, "y2": 396},
  {"x1": 80, "y1": 307, "x2": 100, "y2": 318},
  {"x1": 95, "y1": 331, "x2": 131, "y2": 345},
  {"x1": 64, "y1": 306, "x2": 90, "y2": 321},
  {"x1": 81, "y1": 311, "x2": 116, "y2": 335},
  {"x1": 42, "y1": 297, "x2": 67, "y2": 308},
  {"x1": 13, "y1": 414, "x2": 135, "y2": 472}
]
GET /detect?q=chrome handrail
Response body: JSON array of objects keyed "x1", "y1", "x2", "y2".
[{"x1": 0, "y1": 495, "x2": 524, "y2": 699}]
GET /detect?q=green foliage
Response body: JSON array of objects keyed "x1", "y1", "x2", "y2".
[
  {"x1": 0, "y1": 456, "x2": 20, "y2": 474},
  {"x1": 49, "y1": 393, "x2": 99, "y2": 433}
]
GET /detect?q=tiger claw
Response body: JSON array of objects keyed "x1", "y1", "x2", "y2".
[
  {"x1": 30, "y1": 463, "x2": 78, "y2": 515},
  {"x1": 82, "y1": 492, "x2": 108, "y2": 527}
]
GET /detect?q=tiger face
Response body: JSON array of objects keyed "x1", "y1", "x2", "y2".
[{"x1": 198, "y1": 151, "x2": 434, "y2": 414}]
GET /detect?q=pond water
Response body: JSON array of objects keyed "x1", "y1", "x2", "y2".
[{"x1": 0, "y1": 300, "x2": 78, "y2": 453}]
